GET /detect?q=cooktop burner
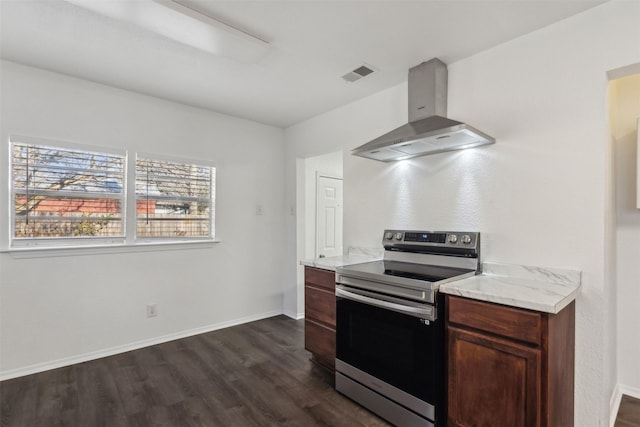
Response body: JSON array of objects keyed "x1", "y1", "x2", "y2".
[
  {"x1": 383, "y1": 260, "x2": 474, "y2": 282},
  {"x1": 335, "y1": 229, "x2": 481, "y2": 303},
  {"x1": 342, "y1": 260, "x2": 474, "y2": 283}
]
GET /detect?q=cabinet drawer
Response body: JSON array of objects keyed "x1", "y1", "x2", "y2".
[
  {"x1": 305, "y1": 285, "x2": 336, "y2": 327},
  {"x1": 304, "y1": 267, "x2": 335, "y2": 291},
  {"x1": 447, "y1": 295, "x2": 542, "y2": 345},
  {"x1": 305, "y1": 319, "x2": 335, "y2": 370}
]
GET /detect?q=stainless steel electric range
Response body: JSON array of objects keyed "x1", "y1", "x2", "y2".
[{"x1": 335, "y1": 230, "x2": 481, "y2": 427}]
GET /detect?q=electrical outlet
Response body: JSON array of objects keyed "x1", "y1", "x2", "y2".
[{"x1": 146, "y1": 304, "x2": 158, "y2": 318}]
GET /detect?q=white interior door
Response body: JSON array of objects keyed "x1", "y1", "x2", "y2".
[{"x1": 316, "y1": 174, "x2": 343, "y2": 258}]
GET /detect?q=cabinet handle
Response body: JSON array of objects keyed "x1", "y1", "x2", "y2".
[{"x1": 336, "y1": 286, "x2": 436, "y2": 321}]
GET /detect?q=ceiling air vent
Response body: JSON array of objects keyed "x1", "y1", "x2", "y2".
[{"x1": 342, "y1": 64, "x2": 375, "y2": 83}]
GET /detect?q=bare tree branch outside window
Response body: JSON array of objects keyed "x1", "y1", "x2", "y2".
[
  {"x1": 11, "y1": 142, "x2": 125, "y2": 239},
  {"x1": 10, "y1": 139, "x2": 215, "y2": 243},
  {"x1": 136, "y1": 157, "x2": 214, "y2": 238}
]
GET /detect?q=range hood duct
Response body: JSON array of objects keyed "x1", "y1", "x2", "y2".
[{"x1": 352, "y1": 58, "x2": 495, "y2": 162}]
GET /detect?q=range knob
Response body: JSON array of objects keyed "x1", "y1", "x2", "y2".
[
  {"x1": 395, "y1": 232, "x2": 403, "y2": 240},
  {"x1": 461, "y1": 235, "x2": 472, "y2": 245},
  {"x1": 448, "y1": 234, "x2": 458, "y2": 244},
  {"x1": 385, "y1": 232, "x2": 393, "y2": 240}
]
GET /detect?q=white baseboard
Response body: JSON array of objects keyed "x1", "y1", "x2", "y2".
[
  {"x1": 0, "y1": 309, "x2": 282, "y2": 381},
  {"x1": 619, "y1": 383, "x2": 640, "y2": 399},
  {"x1": 611, "y1": 383, "x2": 623, "y2": 427},
  {"x1": 610, "y1": 382, "x2": 640, "y2": 427},
  {"x1": 283, "y1": 309, "x2": 305, "y2": 320}
]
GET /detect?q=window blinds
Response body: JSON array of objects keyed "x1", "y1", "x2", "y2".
[
  {"x1": 135, "y1": 157, "x2": 214, "y2": 238},
  {"x1": 11, "y1": 141, "x2": 125, "y2": 239}
]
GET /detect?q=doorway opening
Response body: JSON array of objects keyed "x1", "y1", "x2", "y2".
[
  {"x1": 607, "y1": 63, "x2": 640, "y2": 425},
  {"x1": 294, "y1": 150, "x2": 343, "y2": 318}
]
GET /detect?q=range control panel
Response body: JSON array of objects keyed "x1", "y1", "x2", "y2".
[{"x1": 383, "y1": 230, "x2": 479, "y2": 249}]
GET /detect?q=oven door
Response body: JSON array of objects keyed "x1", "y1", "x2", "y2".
[{"x1": 335, "y1": 285, "x2": 444, "y2": 424}]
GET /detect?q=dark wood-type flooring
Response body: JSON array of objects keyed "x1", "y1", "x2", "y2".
[
  {"x1": 615, "y1": 394, "x2": 640, "y2": 427},
  {"x1": 1, "y1": 315, "x2": 390, "y2": 427}
]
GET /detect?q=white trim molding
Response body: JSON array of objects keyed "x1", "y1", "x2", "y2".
[
  {"x1": 3, "y1": 239, "x2": 219, "y2": 259},
  {"x1": 636, "y1": 117, "x2": 639, "y2": 209},
  {"x1": 610, "y1": 382, "x2": 640, "y2": 427},
  {"x1": 283, "y1": 309, "x2": 305, "y2": 320}
]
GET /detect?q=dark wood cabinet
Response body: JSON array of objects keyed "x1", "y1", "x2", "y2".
[
  {"x1": 304, "y1": 266, "x2": 336, "y2": 371},
  {"x1": 446, "y1": 295, "x2": 575, "y2": 427}
]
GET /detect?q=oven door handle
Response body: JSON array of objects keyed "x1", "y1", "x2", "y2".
[{"x1": 336, "y1": 286, "x2": 436, "y2": 321}]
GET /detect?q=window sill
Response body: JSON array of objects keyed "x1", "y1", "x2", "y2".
[{"x1": 2, "y1": 240, "x2": 220, "y2": 259}]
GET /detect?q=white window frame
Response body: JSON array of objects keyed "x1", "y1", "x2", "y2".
[
  {"x1": 9, "y1": 135, "x2": 127, "y2": 248},
  {"x1": 6, "y1": 136, "x2": 217, "y2": 256},
  {"x1": 134, "y1": 152, "x2": 216, "y2": 243}
]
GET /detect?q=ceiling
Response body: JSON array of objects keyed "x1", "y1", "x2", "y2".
[{"x1": 0, "y1": 0, "x2": 607, "y2": 128}]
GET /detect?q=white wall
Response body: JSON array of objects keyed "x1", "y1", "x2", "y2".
[
  {"x1": 0, "y1": 60, "x2": 286, "y2": 378},
  {"x1": 283, "y1": 1, "x2": 640, "y2": 425},
  {"x1": 611, "y1": 73, "x2": 640, "y2": 395}
]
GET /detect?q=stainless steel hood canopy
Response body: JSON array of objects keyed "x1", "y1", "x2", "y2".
[{"x1": 352, "y1": 58, "x2": 495, "y2": 162}]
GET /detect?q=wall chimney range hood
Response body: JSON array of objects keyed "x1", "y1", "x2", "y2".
[{"x1": 352, "y1": 58, "x2": 495, "y2": 162}]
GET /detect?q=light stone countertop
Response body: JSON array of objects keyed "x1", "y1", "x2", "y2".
[
  {"x1": 300, "y1": 247, "x2": 383, "y2": 272},
  {"x1": 439, "y1": 262, "x2": 581, "y2": 314},
  {"x1": 301, "y1": 253, "x2": 581, "y2": 314}
]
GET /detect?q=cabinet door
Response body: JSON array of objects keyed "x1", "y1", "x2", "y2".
[
  {"x1": 447, "y1": 326, "x2": 541, "y2": 427},
  {"x1": 305, "y1": 285, "x2": 336, "y2": 327},
  {"x1": 304, "y1": 319, "x2": 335, "y2": 370}
]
